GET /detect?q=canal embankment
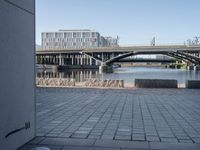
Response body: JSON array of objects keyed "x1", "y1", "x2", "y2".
[{"x1": 36, "y1": 77, "x2": 200, "y2": 89}]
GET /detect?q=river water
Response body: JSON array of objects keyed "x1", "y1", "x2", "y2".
[{"x1": 37, "y1": 66, "x2": 200, "y2": 86}]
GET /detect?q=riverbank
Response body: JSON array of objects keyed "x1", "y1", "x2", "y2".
[
  {"x1": 36, "y1": 81, "x2": 187, "y2": 88},
  {"x1": 37, "y1": 66, "x2": 200, "y2": 86}
]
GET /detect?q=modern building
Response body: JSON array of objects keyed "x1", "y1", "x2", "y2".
[
  {"x1": 41, "y1": 29, "x2": 118, "y2": 49},
  {"x1": 104, "y1": 36, "x2": 119, "y2": 47}
]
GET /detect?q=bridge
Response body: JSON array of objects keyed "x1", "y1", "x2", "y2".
[
  {"x1": 36, "y1": 45, "x2": 200, "y2": 72},
  {"x1": 116, "y1": 58, "x2": 175, "y2": 63}
]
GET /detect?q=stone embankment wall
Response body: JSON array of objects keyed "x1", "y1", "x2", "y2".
[
  {"x1": 84, "y1": 79, "x2": 124, "y2": 88},
  {"x1": 135, "y1": 79, "x2": 178, "y2": 88},
  {"x1": 186, "y1": 80, "x2": 200, "y2": 89},
  {"x1": 36, "y1": 78, "x2": 75, "y2": 86},
  {"x1": 36, "y1": 78, "x2": 124, "y2": 88}
]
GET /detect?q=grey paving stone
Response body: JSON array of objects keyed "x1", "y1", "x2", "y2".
[
  {"x1": 150, "y1": 142, "x2": 200, "y2": 150},
  {"x1": 62, "y1": 146, "x2": 92, "y2": 150},
  {"x1": 160, "y1": 137, "x2": 178, "y2": 143},
  {"x1": 193, "y1": 138, "x2": 200, "y2": 144},
  {"x1": 88, "y1": 135, "x2": 101, "y2": 139},
  {"x1": 146, "y1": 136, "x2": 160, "y2": 142},
  {"x1": 179, "y1": 139, "x2": 194, "y2": 143},
  {"x1": 36, "y1": 88, "x2": 200, "y2": 145},
  {"x1": 132, "y1": 134, "x2": 146, "y2": 141},
  {"x1": 41, "y1": 137, "x2": 95, "y2": 146},
  {"x1": 121, "y1": 149, "x2": 149, "y2": 150},
  {"x1": 71, "y1": 133, "x2": 88, "y2": 138},
  {"x1": 28, "y1": 136, "x2": 46, "y2": 144},
  {"x1": 94, "y1": 139, "x2": 149, "y2": 149},
  {"x1": 18, "y1": 144, "x2": 62, "y2": 150},
  {"x1": 59, "y1": 132, "x2": 73, "y2": 138},
  {"x1": 101, "y1": 134, "x2": 114, "y2": 140},
  {"x1": 62, "y1": 146, "x2": 120, "y2": 150},
  {"x1": 114, "y1": 135, "x2": 131, "y2": 140}
]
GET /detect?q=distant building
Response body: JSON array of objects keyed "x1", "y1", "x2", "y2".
[
  {"x1": 104, "y1": 36, "x2": 119, "y2": 47},
  {"x1": 41, "y1": 29, "x2": 118, "y2": 49},
  {"x1": 100, "y1": 36, "x2": 108, "y2": 47}
]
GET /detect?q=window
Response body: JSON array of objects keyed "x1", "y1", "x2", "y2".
[
  {"x1": 73, "y1": 32, "x2": 76, "y2": 38},
  {"x1": 82, "y1": 32, "x2": 86, "y2": 38},
  {"x1": 92, "y1": 32, "x2": 95, "y2": 37}
]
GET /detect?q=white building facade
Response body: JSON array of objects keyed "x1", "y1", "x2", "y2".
[
  {"x1": 41, "y1": 29, "x2": 118, "y2": 49},
  {"x1": 104, "y1": 36, "x2": 119, "y2": 47}
]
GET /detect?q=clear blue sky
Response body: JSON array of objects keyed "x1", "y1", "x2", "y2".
[{"x1": 36, "y1": 0, "x2": 200, "y2": 45}]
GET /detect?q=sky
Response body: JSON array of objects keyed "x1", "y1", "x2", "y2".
[{"x1": 36, "y1": 0, "x2": 200, "y2": 46}]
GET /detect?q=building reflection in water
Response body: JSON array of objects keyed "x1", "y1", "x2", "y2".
[{"x1": 36, "y1": 70, "x2": 101, "y2": 82}]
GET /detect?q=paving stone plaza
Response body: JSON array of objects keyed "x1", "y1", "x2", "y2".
[{"x1": 20, "y1": 87, "x2": 200, "y2": 150}]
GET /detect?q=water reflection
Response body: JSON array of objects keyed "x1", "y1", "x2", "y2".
[{"x1": 37, "y1": 66, "x2": 200, "y2": 84}]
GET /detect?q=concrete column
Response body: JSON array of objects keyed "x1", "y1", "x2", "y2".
[
  {"x1": 52, "y1": 56, "x2": 54, "y2": 64},
  {"x1": 90, "y1": 58, "x2": 92, "y2": 65},
  {"x1": 80, "y1": 55, "x2": 83, "y2": 65},
  {"x1": 195, "y1": 65, "x2": 200, "y2": 71},
  {"x1": 50, "y1": 56, "x2": 52, "y2": 64},
  {"x1": 35, "y1": 55, "x2": 38, "y2": 64},
  {"x1": 75, "y1": 55, "x2": 77, "y2": 65},
  {"x1": 53, "y1": 56, "x2": 56, "y2": 64},
  {"x1": 59, "y1": 53, "x2": 62, "y2": 65},
  {"x1": 44, "y1": 56, "x2": 47, "y2": 64},
  {"x1": 61, "y1": 56, "x2": 64, "y2": 65},
  {"x1": 44, "y1": 56, "x2": 46, "y2": 64},
  {"x1": 89, "y1": 70, "x2": 92, "y2": 78},
  {"x1": 99, "y1": 64, "x2": 113, "y2": 73},
  {"x1": 38, "y1": 56, "x2": 40, "y2": 64},
  {"x1": 83, "y1": 55, "x2": 85, "y2": 65},
  {"x1": 86, "y1": 55, "x2": 88, "y2": 65},
  {"x1": 187, "y1": 65, "x2": 194, "y2": 70},
  {"x1": 80, "y1": 71, "x2": 83, "y2": 82},
  {"x1": 55, "y1": 56, "x2": 58, "y2": 64},
  {"x1": 77, "y1": 55, "x2": 80, "y2": 65},
  {"x1": 48, "y1": 56, "x2": 51, "y2": 64},
  {"x1": 41, "y1": 56, "x2": 43, "y2": 64},
  {"x1": 72, "y1": 55, "x2": 74, "y2": 65},
  {"x1": 72, "y1": 71, "x2": 74, "y2": 78},
  {"x1": 95, "y1": 59, "x2": 98, "y2": 66}
]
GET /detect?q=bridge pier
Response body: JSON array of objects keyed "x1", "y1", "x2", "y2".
[
  {"x1": 99, "y1": 64, "x2": 113, "y2": 73},
  {"x1": 187, "y1": 65, "x2": 194, "y2": 70},
  {"x1": 194, "y1": 65, "x2": 200, "y2": 71},
  {"x1": 187, "y1": 65, "x2": 200, "y2": 71}
]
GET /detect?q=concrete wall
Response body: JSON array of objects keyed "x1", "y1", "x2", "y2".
[
  {"x1": 186, "y1": 80, "x2": 200, "y2": 89},
  {"x1": 135, "y1": 79, "x2": 177, "y2": 88},
  {"x1": 0, "y1": 0, "x2": 35, "y2": 150}
]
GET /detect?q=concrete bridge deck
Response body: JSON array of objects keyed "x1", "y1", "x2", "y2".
[
  {"x1": 19, "y1": 87, "x2": 200, "y2": 150},
  {"x1": 36, "y1": 45, "x2": 200, "y2": 54}
]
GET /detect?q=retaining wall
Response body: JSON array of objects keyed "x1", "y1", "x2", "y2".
[
  {"x1": 186, "y1": 80, "x2": 200, "y2": 89},
  {"x1": 84, "y1": 79, "x2": 124, "y2": 88},
  {"x1": 135, "y1": 79, "x2": 178, "y2": 88},
  {"x1": 36, "y1": 78, "x2": 75, "y2": 87}
]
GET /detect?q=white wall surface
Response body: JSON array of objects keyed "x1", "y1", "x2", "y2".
[{"x1": 0, "y1": 0, "x2": 35, "y2": 149}]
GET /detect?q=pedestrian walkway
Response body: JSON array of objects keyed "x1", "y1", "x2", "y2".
[{"x1": 19, "y1": 87, "x2": 200, "y2": 150}]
